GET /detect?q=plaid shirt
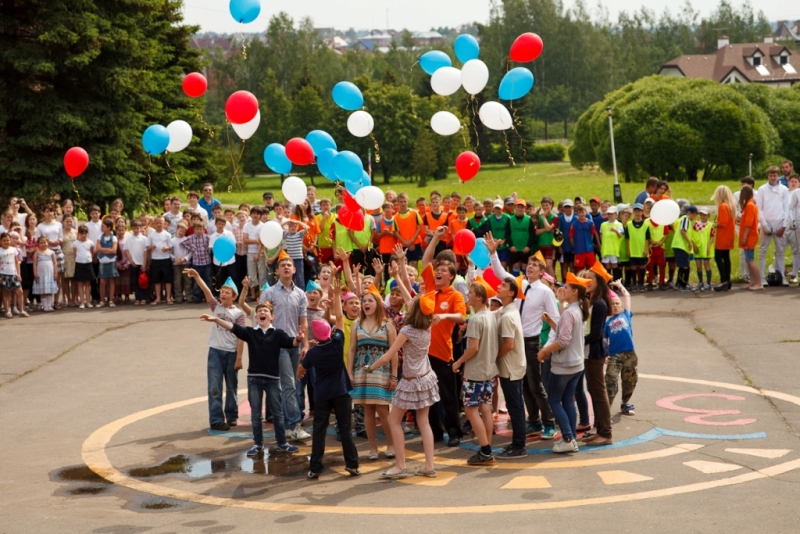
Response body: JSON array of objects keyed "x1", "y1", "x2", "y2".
[
  {"x1": 182, "y1": 233, "x2": 211, "y2": 266},
  {"x1": 232, "y1": 225, "x2": 247, "y2": 256}
]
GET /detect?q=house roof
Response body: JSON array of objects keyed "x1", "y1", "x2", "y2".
[
  {"x1": 775, "y1": 21, "x2": 800, "y2": 41},
  {"x1": 660, "y1": 42, "x2": 800, "y2": 83}
]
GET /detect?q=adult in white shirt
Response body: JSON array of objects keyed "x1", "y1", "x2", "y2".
[
  {"x1": 145, "y1": 216, "x2": 173, "y2": 304},
  {"x1": 785, "y1": 173, "x2": 800, "y2": 283},
  {"x1": 756, "y1": 166, "x2": 790, "y2": 286}
]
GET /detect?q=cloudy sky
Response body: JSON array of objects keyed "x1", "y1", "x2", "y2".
[{"x1": 183, "y1": 0, "x2": 793, "y2": 34}]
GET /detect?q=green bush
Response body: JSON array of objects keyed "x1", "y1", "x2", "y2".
[{"x1": 530, "y1": 143, "x2": 567, "y2": 162}]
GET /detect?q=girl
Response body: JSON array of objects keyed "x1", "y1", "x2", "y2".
[
  {"x1": 538, "y1": 272, "x2": 590, "y2": 453},
  {"x1": 347, "y1": 285, "x2": 398, "y2": 460},
  {"x1": 33, "y1": 235, "x2": 59, "y2": 312},
  {"x1": 58, "y1": 199, "x2": 74, "y2": 223},
  {"x1": 115, "y1": 222, "x2": 131, "y2": 304},
  {"x1": 604, "y1": 281, "x2": 638, "y2": 415},
  {"x1": 712, "y1": 185, "x2": 736, "y2": 291},
  {"x1": 739, "y1": 185, "x2": 762, "y2": 290},
  {"x1": 22, "y1": 214, "x2": 39, "y2": 310},
  {"x1": 296, "y1": 202, "x2": 320, "y2": 285},
  {"x1": 535, "y1": 198, "x2": 558, "y2": 278},
  {"x1": 96, "y1": 218, "x2": 118, "y2": 307},
  {"x1": 73, "y1": 225, "x2": 95, "y2": 308},
  {"x1": 35, "y1": 204, "x2": 64, "y2": 309},
  {"x1": 61, "y1": 215, "x2": 78, "y2": 307},
  {"x1": 1, "y1": 232, "x2": 27, "y2": 318}
]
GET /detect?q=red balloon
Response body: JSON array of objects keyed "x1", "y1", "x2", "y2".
[
  {"x1": 285, "y1": 138, "x2": 315, "y2": 165},
  {"x1": 510, "y1": 33, "x2": 544, "y2": 63},
  {"x1": 455, "y1": 151, "x2": 481, "y2": 182},
  {"x1": 225, "y1": 90, "x2": 258, "y2": 124},
  {"x1": 338, "y1": 205, "x2": 365, "y2": 231},
  {"x1": 343, "y1": 190, "x2": 361, "y2": 212},
  {"x1": 453, "y1": 229, "x2": 477, "y2": 255},
  {"x1": 64, "y1": 147, "x2": 89, "y2": 179},
  {"x1": 482, "y1": 268, "x2": 502, "y2": 290},
  {"x1": 182, "y1": 72, "x2": 207, "y2": 98}
]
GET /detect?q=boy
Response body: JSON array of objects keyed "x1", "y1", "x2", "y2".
[
  {"x1": 186, "y1": 191, "x2": 208, "y2": 224},
  {"x1": 232, "y1": 210, "x2": 249, "y2": 294},
  {"x1": 604, "y1": 281, "x2": 638, "y2": 416},
  {"x1": 210, "y1": 217, "x2": 237, "y2": 296},
  {"x1": 188, "y1": 272, "x2": 245, "y2": 431},
  {"x1": 282, "y1": 218, "x2": 309, "y2": 288},
  {"x1": 690, "y1": 207, "x2": 715, "y2": 291},
  {"x1": 181, "y1": 220, "x2": 213, "y2": 302},
  {"x1": 224, "y1": 207, "x2": 236, "y2": 228},
  {"x1": 558, "y1": 199, "x2": 576, "y2": 280},
  {"x1": 165, "y1": 196, "x2": 183, "y2": 236},
  {"x1": 392, "y1": 193, "x2": 423, "y2": 268},
  {"x1": 207, "y1": 205, "x2": 231, "y2": 235},
  {"x1": 646, "y1": 207, "x2": 670, "y2": 291},
  {"x1": 599, "y1": 206, "x2": 624, "y2": 281},
  {"x1": 423, "y1": 191, "x2": 452, "y2": 256},
  {"x1": 316, "y1": 198, "x2": 335, "y2": 265},
  {"x1": 672, "y1": 205, "x2": 698, "y2": 291},
  {"x1": 298, "y1": 278, "x2": 360, "y2": 478},
  {"x1": 171, "y1": 222, "x2": 193, "y2": 303},
  {"x1": 508, "y1": 199, "x2": 536, "y2": 276},
  {"x1": 126, "y1": 221, "x2": 149, "y2": 305},
  {"x1": 1, "y1": 232, "x2": 25, "y2": 318},
  {"x1": 570, "y1": 205, "x2": 599, "y2": 271},
  {"x1": 86, "y1": 205, "x2": 103, "y2": 303},
  {"x1": 374, "y1": 202, "x2": 397, "y2": 265},
  {"x1": 489, "y1": 199, "x2": 511, "y2": 267},
  {"x1": 535, "y1": 197, "x2": 558, "y2": 278},
  {"x1": 618, "y1": 207, "x2": 633, "y2": 288},
  {"x1": 145, "y1": 216, "x2": 173, "y2": 305},
  {"x1": 243, "y1": 207, "x2": 264, "y2": 301},
  {"x1": 449, "y1": 204, "x2": 469, "y2": 274},
  {"x1": 416, "y1": 197, "x2": 428, "y2": 215},
  {"x1": 625, "y1": 203, "x2": 650, "y2": 292},
  {"x1": 468, "y1": 202, "x2": 491, "y2": 239},
  {"x1": 464, "y1": 195, "x2": 476, "y2": 219}
]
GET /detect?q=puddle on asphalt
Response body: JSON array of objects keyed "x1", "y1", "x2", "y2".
[
  {"x1": 128, "y1": 451, "x2": 310, "y2": 479},
  {"x1": 51, "y1": 465, "x2": 114, "y2": 497}
]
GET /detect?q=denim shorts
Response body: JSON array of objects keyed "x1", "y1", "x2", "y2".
[
  {"x1": 462, "y1": 379, "x2": 494, "y2": 407},
  {"x1": 743, "y1": 248, "x2": 755, "y2": 262}
]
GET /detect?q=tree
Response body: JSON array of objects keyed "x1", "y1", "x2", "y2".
[
  {"x1": 411, "y1": 128, "x2": 437, "y2": 187},
  {"x1": 241, "y1": 70, "x2": 293, "y2": 177}
]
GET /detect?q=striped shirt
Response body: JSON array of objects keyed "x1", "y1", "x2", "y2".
[
  {"x1": 232, "y1": 225, "x2": 247, "y2": 256},
  {"x1": 182, "y1": 233, "x2": 211, "y2": 266},
  {"x1": 283, "y1": 230, "x2": 306, "y2": 260}
]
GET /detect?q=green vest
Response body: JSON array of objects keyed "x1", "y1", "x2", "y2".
[
  {"x1": 649, "y1": 221, "x2": 666, "y2": 244},
  {"x1": 537, "y1": 213, "x2": 557, "y2": 246},
  {"x1": 509, "y1": 215, "x2": 531, "y2": 250},
  {"x1": 489, "y1": 213, "x2": 510, "y2": 249},
  {"x1": 691, "y1": 221, "x2": 713, "y2": 259},
  {"x1": 671, "y1": 216, "x2": 689, "y2": 252},
  {"x1": 333, "y1": 220, "x2": 354, "y2": 252},
  {"x1": 626, "y1": 219, "x2": 649, "y2": 258},
  {"x1": 352, "y1": 223, "x2": 372, "y2": 250},
  {"x1": 664, "y1": 223, "x2": 676, "y2": 258},
  {"x1": 600, "y1": 221, "x2": 624, "y2": 258}
]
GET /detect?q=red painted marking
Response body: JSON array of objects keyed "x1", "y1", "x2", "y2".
[{"x1": 656, "y1": 393, "x2": 757, "y2": 426}]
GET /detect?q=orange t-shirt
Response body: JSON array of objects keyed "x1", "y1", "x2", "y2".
[
  {"x1": 424, "y1": 211, "x2": 452, "y2": 245},
  {"x1": 421, "y1": 264, "x2": 467, "y2": 362},
  {"x1": 739, "y1": 200, "x2": 759, "y2": 250},
  {"x1": 715, "y1": 203, "x2": 735, "y2": 251},
  {"x1": 448, "y1": 218, "x2": 468, "y2": 247}
]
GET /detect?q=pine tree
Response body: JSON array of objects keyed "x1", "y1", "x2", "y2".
[{"x1": 411, "y1": 128, "x2": 437, "y2": 187}]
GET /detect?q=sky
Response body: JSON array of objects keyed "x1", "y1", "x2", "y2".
[{"x1": 182, "y1": 0, "x2": 795, "y2": 34}]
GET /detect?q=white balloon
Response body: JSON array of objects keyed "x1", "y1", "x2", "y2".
[
  {"x1": 347, "y1": 110, "x2": 374, "y2": 138},
  {"x1": 479, "y1": 101, "x2": 513, "y2": 131},
  {"x1": 231, "y1": 109, "x2": 260, "y2": 140},
  {"x1": 281, "y1": 175, "x2": 308, "y2": 206},
  {"x1": 430, "y1": 111, "x2": 461, "y2": 136},
  {"x1": 355, "y1": 186, "x2": 386, "y2": 210},
  {"x1": 166, "y1": 120, "x2": 192, "y2": 153},
  {"x1": 649, "y1": 199, "x2": 681, "y2": 226},
  {"x1": 461, "y1": 59, "x2": 489, "y2": 95},
  {"x1": 259, "y1": 220, "x2": 283, "y2": 249},
  {"x1": 431, "y1": 67, "x2": 462, "y2": 96}
]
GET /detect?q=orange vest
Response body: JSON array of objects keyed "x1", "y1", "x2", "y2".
[
  {"x1": 424, "y1": 211, "x2": 452, "y2": 245},
  {"x1": 448, "y1": 218, "x2": 468, "y2": 246},
  {"x1": 376, "y1": 217, "x2": 398, "y2": 254},
  {"x1": 393, "y1": 210, "x2": 423, "y2": 245}
]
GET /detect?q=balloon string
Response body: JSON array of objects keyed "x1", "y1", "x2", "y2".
[
  {"x1": 409, "y1": 60, "x2": 418, "y2": 119},
  {"x1": 164, "y1": 153, "x2": 185, "y2": 192},
  {"x1": 369, "y1": 133, "x2": 381, "y2": 163},
  {"x1": 510, "y1": 102, "x2": 528, "y2": 175},
  {"x1": 190, "y1": 102, "x2": 215, "y2": 138},
  {"x1": 470, "y1": 95, "x2": 480, "y2": 153},
  {"x1": 146, "y1": 154, "x2": 153, "y2": 208},
  {"x1": 240, "y1": 26, "x2": 247, "y2": 60},
  {"x1": 503, "y1": 131, "x2": 515, "y2": 166},
  {"x1": 225, "y1": 124, "x2": 237, "y2": 193},
  {"x1": 70, "y1": 179, "x2": 86, "y2": 220}
]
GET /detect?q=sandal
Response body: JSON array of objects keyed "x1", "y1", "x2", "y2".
[
  {"x1": 384, "y1": 450, "x2": 396, "y2": 459},
  {"x1": 20, "y1": 311, "x2": 29, "y2": 317},
  {"x1": 108, "y1": 302, "x2": 116, "y2": 308},
  {"x1": 4, "y1": 312, "x2": 12, "y2": 319},
  {"x1": 167, "y1": 300, "x2": 175, "y2": 305},
  {"x1": 380, "y1": 469, "x2": 410, "y2": 479},
  {"x1": 367, "y1": 452, "x2": 379, "y2": 461},
  {"x1": 415, "y1": 469, "x2": 437, "y2": 478},
  {"x1": 150, "y1": 301, "x2": 160, "y2": 306}
]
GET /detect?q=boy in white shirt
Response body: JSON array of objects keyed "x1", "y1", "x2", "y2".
[
  {"x1": 243, "y1": 207, "x2": 264, "y2": 301},
  {"x1": 171, "y1": 222, "x2": 193, "y2": 303},
  {"x1": 145, "y1": 216, "x2": 173, "y2": 305},
  {"x1": 1, "y1": 232, "x2": 26, "y2": 318},
  {"x1": 86, "y1": 205, "x2": 103, "y2": 304},
  {"x1": 164, "y1": 196, "x2": 183, "y2": 236},
  {"x1": 207, "y1": 205, "x2": 233, "y2": 235},
  {"x1": 126, "y1": 221, "x2": 149, "y2": 305},
  {"x1": 210, "y1": 217, "x2": 236, "y2": 298}
]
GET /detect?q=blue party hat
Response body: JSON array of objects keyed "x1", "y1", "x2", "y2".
[
  {"x1": 222, "y1": 277, "x2": 238, "y2": 296},
  {"x1": 306, "y1": 279, "x2": 322, "y2": 293}
]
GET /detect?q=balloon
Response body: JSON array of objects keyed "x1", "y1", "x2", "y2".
[
  {"x1": 650, "y1": 199, "x2": 681, "y2": 226},
  {"x1": 285, "y1": 137, "x2": 315, "y2": 165},
  {"x1": 259, "y1": 220, "x2": 283, "y2": 248},
  {"x1": 337, "y1": 204, "x2": 365, "y2": 231},
  {"x1": 499, "y1": 67, "x2": 534, "y2": 100},
  {"x1": 64, "y1": 147, "x2": 89, "y2": 179},
  {"x1": 479, "y1": 101, "x2": 513, "y2": 131},
  {"x1": 305, "y1": 130, "x2": 337, "y2": 155},
  {"x1": 419, "y1": 50, "x2": 451, "y2": 75},
  {"x1": 166, "y1": 120, "x2": 193, "y2": 152},
  {"x1": 461, "y1": 59, "x2": 489, "y2": 95},
  {"x1": 454, "y1": 34, "x2": 480, "y2": 63},
  {"x1": 229, "y1": 0, "x2": 260, "y2": 24},
  {"x1": 430, "y1": 111, "x2": 461, "y2": 136},
  {"x1": 333, "y1": 151, "x2": 363, "y2": 183},
  {"x1": 231, "y1": 109, "x2": 260, "y2": 140},
  {"x1": 482, "y1": 266, "x2": 502, "y2": 290},
  {"x1": 469, "y1": 238, "x2": 490, "y2": 269},
  {"x1": 282, "y1": 176, "x2": 308, "y2": 206},
  {"x1": 345, "y1": 179, "x2": 361, "y2": 196},
  {"x1": 212, "y1": 235, "x2": 236, "y2": 264},
  {"x1": 316, "y1": 148, "x2": 338, "y2": 181},
  {"x1": 430, "y1": 67, "x2": 462, "y2": 96},
  {"x1": 225, "y1": 90, "x2": 258, "y2": 124},
  {"x1": 263, "y1": 143, "x2": 292, "y2": 174},
  {"x1": 453, "y1": 229, "x2": 477, "y2": 255},
  {"x1": 355, "y1": 186, "x2": 385, "y2": 211},
  {"x1": 510, "y1": 32, "x2": 544, "y2": 63},
  {"x1": 142, "y1": 125, "x2": 170, "y2": 155},
  {"x1": 347, "y1": 110, "x2": 374, "y2": 138},
  {"x1": 455, "y1": 151, "x2": 481, "y2": 181},
  {"x1": 361, "y1": 170, "x2": 371, "y2": 187},
  {"x1": 182, "y1": 73, "x2": 207, "y2": 98},
  {"x1": 343, "y1": 190, "x2": 361, "y2": 212},
  {"x1": 331, "y1": 81, "x2": 364, "y2": 111}
]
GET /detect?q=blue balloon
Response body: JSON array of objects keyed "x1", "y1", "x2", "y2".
[
  {"x1": 499, "y1": 67, "x2": 535, "y2": 100},
  {"x1": 469, "y1": 238, "x2": 491, "y2": 269},
  {"x1": 361, "y1": 170, "x2": 371, "y2": 188},
  {"x1": 212, "y1": 235, "x2": 236, "y2": 264},
  {"x1": 419, "y1": 51, "x2": 452, "y2": 75},
  {"x1": 142, "y1": 125, "x2": 170, "y2": 155},
  {"x1": 454, "y1": 34, "x2": 480, "y2": 63},
  {"x1": 229, "y1": 0, "x2": 260, "y2": 24},
  {"x1": 305, "y1": 130, "x2": 337, "y2": 155},
  {"x1": 317, "y1": 148, "x2": 338, "y2": 181},
  {"x1": 333, "y1": 151, "x2": 363, "y2": 183},
  {"x1": 332, "y1": 82, "x2": 364, "y2": 111},
  {"x1": 345, "y1": 179, "x2": 361, "y2": 196},
  {"x1": 263, "y1": 143, "x2": 292, "y2": 174}
]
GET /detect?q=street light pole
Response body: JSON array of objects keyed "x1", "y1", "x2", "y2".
[
  {"x1": 607, "y1": 106, "x2": 622, "y2": 203},
  {"x1": 748, "y1": 153, "x2": 753, "y2": 176}
]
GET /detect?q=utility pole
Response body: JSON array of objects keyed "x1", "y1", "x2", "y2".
[
  {"x1": 607, "y1": 106, "x2": 622, "y2": 203},
  {"x1": 749, "y1": 153, "x2": 753, "y2": 176}
]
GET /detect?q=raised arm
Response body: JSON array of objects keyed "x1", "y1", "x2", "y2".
[
  {"x1": 336, "y1": 247, "x2": 356, "y2": 292},
  {"x1": 484, "y1": 232, "x2": 513, "y2": 279},
  {"x1": 238, "y1": 276, "x2": 252, "y2": 315},
  {"x1": 422, "y1": 226, "x2": 446, "y2": 271},
  {"x1": 392, "y1": 243, "x2": 414, "y2": 307},
  {"x1": 185, "y1": 267, "x2": 214, "y2": 303}
]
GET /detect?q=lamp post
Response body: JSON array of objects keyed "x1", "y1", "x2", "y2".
[
  {"x1": 607, "y1": 106, "x2": 622, "y2": 203},
  {"x1": 748, "y1": 153, "x2": 753, "y2": 177}
]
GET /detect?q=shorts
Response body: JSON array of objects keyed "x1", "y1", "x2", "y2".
[
  {"x1": 628, "y1": 257, "x2": 648, "y2": 267},
  {"x1": 1, "y1": 273, "x2": 21, "y2": 291},
  {"x1": 601, "y1": 255, "x2": 619, "y2": 264},
  {"x1": 497, "y1": 248, "x2": 510, "y2": 264},
  {"x1": 539, "y1": 246, "x2": 556, "y2": 261},
  {"x1": 743, "y1": 248, "x2": 755, "y2": 262},
  {"x1": 405, "y1": 244, "x2": 423, "y2": 261},
  {"x1": 574, "y1": 252, "x2": 596, "y2": 269},
  {"x1": 73, "y1": 262, "x2": 95, "y2": 282},
  {"x1": 318, "y1": 247, "x2": 334, "y2": 265},
  {"x1": 648, "y1": 247, "x2": 666, "y2": 267},
  {"x1": 510, "y1": 250, "x2": 530, "y2": 265},
  {"x1": 149, "y1": 258, "x2": 173, "y2": 284},
  {"x1": 619, "y1": 260, "x2": 630, "y2": 268},
  {"x1": 462, "y1": 379, "x2": 494, "y2": 407},
  {"x1": 98, "y1": 261, "x2": 119, "y2": 279},
  {"x1": 246, "y1": 253, "x2": 266, "y2": 285},
  {"x1": 561, "y1": 252, "x2": 575, "y2": 264},
  {"x1": 673, "y1": 248, "x2": 690, "y2": 268}
]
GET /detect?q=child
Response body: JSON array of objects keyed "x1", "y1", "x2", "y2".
[
  {"x1": 392, "y1": 193, "x2": 423, "y2": 269},
  {"x1": 232, "y1": 211, "x2": 248, "y2": 294},
  {"x1": 690, "y1": 207, "x2": 715, "y2": 291},
  {"x1": 96, "y1": 218, "x2": 118, "y2": 307},
  {"x1": 115, "y1": 222, "x2": 131, "y2": 304},
  {"x1": 570, "y1": 204, "x2": 599, "y2": 271},
  {"x1": 618, "y1": 207, "x2": 633, "y2": 288},
  {"x1": 73, "y1": 225, "x2": 95, "y2": 308},
  {"x1": 536, "y1": 197, "x2": 558, "y2": 278},
  {"x1": 558, "y1": 199, "x2": 576, "y2": 281},
  {"x1": 508, "y1": 199, "x2": 535, "y2": 276},
  {"x1": 298, "y1": 278, "x2": 361, "y2": 479},
  {"x1": 625, "y1": 203, "x2": 650, "y2": 292},
  {"x1": 282, "y1": 218, "x2": 308, "y2": 289},
  {"x1": 33, "y1": 235, "x2": 59, "y2": 312},
  {"x1": 165, "y1": 196, "x2": 183, "y2": 236},
  {"x1": 1, "y1": 232, "x2": 27, "y2": 318},
  {"x1": 209, "y1": 217, "x2": 237, "y2": 296},
  {"x1": 243, "y1": 207, "x2": 264, "y2": 301},
  {"x1": 145, "y1": 216, "x2": 173, "y2": 305},
  {"x1": 61, "y1": 216, "x2": 78, "y2": 307},
  {"x1": 171, "y1": 222, "x2": 193, "y2": 303},
  {"x1": 672, "y1": 205, "x2": 698, "y2": 291},
  {"x1": 645, "y1": 207, "x2": 669, "y2": 291},
  {"x1": 600, "y1": 206, "x2": 624, "y2": 281},
  {"x1": 316, "y1": 199, "x2": 335, "y2": 265},
  {"x1": 604, "y1": 280, "x2": 637, "y2": 416},
  {"x1": 126, "y1": 221, "x2": 149, "y2": 305},
  {"x1": 374, "y1": 202, "x2": 397, "y2": 265},
  {"x1": 58, "y1": 199, "x2": 74, "y2": 223},
  {"x1": 489, "y1": 199, "x2": 511, "y2": 268},
  {"x1": 738, "y1": 185, "x2": 762, "y2": 290}
]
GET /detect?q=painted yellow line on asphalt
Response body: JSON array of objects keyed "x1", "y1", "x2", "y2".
[
  {"x1": 500, "y1": 476, "x2": 551, "y2": 489},
  {"x1": 684, "y1": 460, "x2": 743, "y2": 474},
  {"x1": 597, "y1": 470, "x2": 653, "y2": 485}
]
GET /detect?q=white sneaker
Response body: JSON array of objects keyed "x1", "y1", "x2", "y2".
[
  {"x1": 553, "y1": 439, "x2": 578, "y2": 453},
  {"x1": 293, "y1": 424, "x2": 311, "y2": 440},
  {"x1": 791, "y1": 277, "x2": 799, "y2": 284},
  {"x1": 284, "y1": 428, "x2": 297, "y2": 441}
]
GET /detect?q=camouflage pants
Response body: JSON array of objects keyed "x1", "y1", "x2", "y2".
[{"x1": 605, "y1": 350, "x2": 638, "y2": 406}]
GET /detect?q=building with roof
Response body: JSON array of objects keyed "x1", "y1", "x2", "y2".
[
  {"x1": 659, "y1": 35, "x2": 800, "y2": 88},
  {"x1": 775, "y1": 20, "x2": 800, "y2": 44}
]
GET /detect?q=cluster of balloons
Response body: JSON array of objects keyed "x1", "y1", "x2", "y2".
[
  {"x1": 142, "y1": 121, "x2": 193, "y2": 156},
  {"x1": 331, "y1": 82, "x2": 374, "y2": 138}
]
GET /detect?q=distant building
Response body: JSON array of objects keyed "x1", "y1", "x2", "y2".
[
  {"x1": 412, "y1": 31, "x2": 444, "y2": 47},
  {"x1": 190, "y1": 35, "x2": 233, "y2": 54},
  {"x1": 775, "y1": 20, "x2": 800, "y2": 44},
  {"x1": 350, "y1": 33, "x2": 394, "y2": 52},
  {"x1": 659, "y1": 35, "x2": 800, "y2": 88}
]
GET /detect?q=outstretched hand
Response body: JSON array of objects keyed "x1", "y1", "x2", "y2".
[
  {"x1": 483, "y1": 232, "x2": 500, "y2": 255},
  {"x1": 200, "y1": 314, "x2": 216, "y2": 322}
]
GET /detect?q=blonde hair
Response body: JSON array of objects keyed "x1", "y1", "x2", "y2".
[{"x1": 712, "y1": 185, "x2": 736, "y2": 222}]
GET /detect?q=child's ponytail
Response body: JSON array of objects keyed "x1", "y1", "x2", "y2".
[{"x1": 577, "y1": 285, "x2": 590, "y2": 321}]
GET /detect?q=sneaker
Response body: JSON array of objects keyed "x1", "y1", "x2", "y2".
[
  {"x1": 645, "y1": 283, "x2": 654, "y2": 292},
  {"x1": 467, "y1": 452, "x2": 496, "y2": 465},
  {"x1": 496, "y1": 447, "x2": 528, "y2": 460},
  {"x1": 679, "y1": 285, "x2": 694, "y2": 293},
  {"x1": 526, "y1": 424, "x2": 544, "y2": 436},
  {"x1": 791, "y1": 277, "x2": 799, "y2": 284},
  {"x1": 307, "y1": 470, "x2": 321, "y2": 479},
  {"x1": 344, "y1": 466, "x2": 361, "y2": 477},
  {"x1": 275, "y1": 443, "x2": 299, "y2": 454},
  {"x1": 402, "y1": 423, "x2": 413, "y2": 434},
  {"x1": 553, "y1": 439, "x2": 578, "y2": 453},
  {"x1": 228, "y1": 420, "x2": 237, "y2": 427},
  {"x1": 541, "y1": 425, "x2": 557, "y2": 440},
  {"x1": 699, "y1": 284, "x2": 708, "y2": 292},
  {"x1": 210, "y1": 422, "x2": 230, "y2": 431},
  {"x1": 86, "y1": 303, "x2": 93, "y2": 308},
  {"x1": 246, "y1": 444, "x2": 264, "y2": 457},
  {"x1": 668, "y1": 281, "x2": 676, "y2": 289},
  {"x1": 292, "y1": 424, "x2": 311, "y2": 441},
  {"x1": 79, "y1": 304, "x2": 85, "y2": 309},
  {"x1": 621, "y1": 403, "x2": 636, "y2": 415},
  {"x1": 284, "y1": 428, "x2": 297, "y2": 441}
]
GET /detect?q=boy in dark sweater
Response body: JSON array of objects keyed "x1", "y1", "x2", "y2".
[{"x1": 202, "y1": 302, "x2": 303, "y2": 457}]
